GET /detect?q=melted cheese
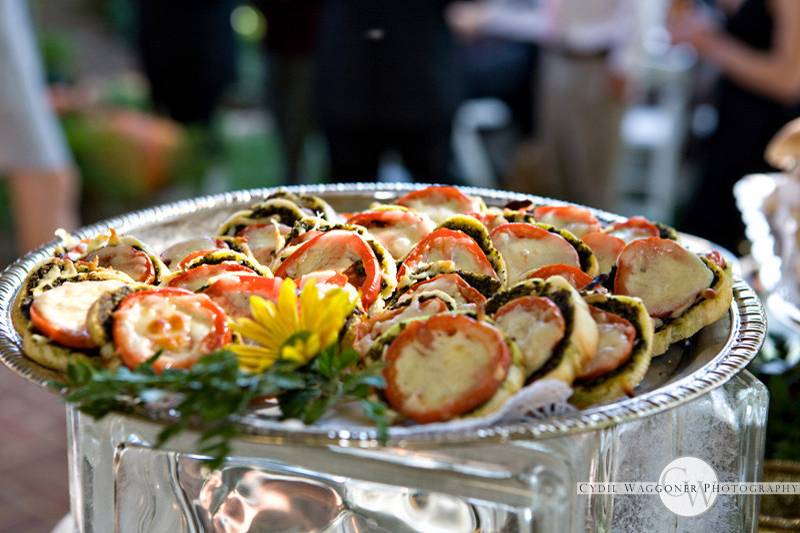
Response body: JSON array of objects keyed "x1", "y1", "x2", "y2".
[
  {"x1": 394, "y1": 329, "x2": 491, "y2": 412},
  {"x1": 578, "y1": 321, "x2": 632, "y2": 380},
  {"x1": 493, "y1": 230, "x2": 579, "y2": 285},
  {"x1": 33, "y1": 280, "x2": 126, "y2": 336},
  {"x1": 116, "y1": 294, "x2": 214, "y2": 361},
  {"x1": 494, "y1": 301, "x2": 564, "y2": 374},
  {"x1": 619, "y1": 247, "x2": 713, "y2": 317}
]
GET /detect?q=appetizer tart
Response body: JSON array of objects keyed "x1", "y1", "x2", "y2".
[
  {"x1": 570, "y1": 293, "x2": 654, "y2": 408},
  {"x1": 12, "y1": 186, "x2": 736, "y2": 426},
  {"x1": 381, "y1": 314, "x2": 524, "y2": 423},
  {"x1": 486, "y1": 276, "x2": 598, "y2": 383},
  {"x1": 57, "y1": 229, "x2": 169, "y2": 284},
  {"x1": 614, "y1": 238, "x2": 732, "y2": 356}
]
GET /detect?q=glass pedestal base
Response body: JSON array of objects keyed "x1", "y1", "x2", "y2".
[{"x1": 67, "y1": 371, "x2": 767, "y2": 533}]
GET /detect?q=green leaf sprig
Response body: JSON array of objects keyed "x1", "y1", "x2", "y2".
[{"x1": 50, "y1": 348, "x2": 389, "y2": 468}]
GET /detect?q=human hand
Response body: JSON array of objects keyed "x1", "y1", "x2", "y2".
[
  {"x1": 446, "y1": 2, "x2": 489, "y2": 40},
  {"x1": 668, "y1": 6, "x2": 720, "y2": 56}
]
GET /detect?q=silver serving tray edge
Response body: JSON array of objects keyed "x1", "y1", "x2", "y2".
[{"x1": 0, "y1": 183, "x2": 767, "y2": 447}]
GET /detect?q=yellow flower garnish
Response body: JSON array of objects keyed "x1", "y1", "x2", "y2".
[{"x1": 228, "y1": 278, "x2": 356, "y2": 373}]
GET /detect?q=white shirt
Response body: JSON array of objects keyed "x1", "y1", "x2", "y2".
[
  {"x1": 482, "y1": 0, "x2": 642, "y2": 73},
  {"x1": 0, "y1": 0, "x2": 72, "y2": 171}
]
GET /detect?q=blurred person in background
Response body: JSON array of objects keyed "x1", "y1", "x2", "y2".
[
  {"x1": 254, "y1": 0, "x2": 322, "y2": 184},
  {"x1": 447, "y1": 0, "x2": 639, "y2": 210},
  {"x1": 0, "y1": 0, "x2": 79, "y2": 252},
  {"x1": 135, "y1": 0, "x2": 238, "y2": 125},
  {"x1": 671, "y1": 0, "x2": 800, "y2": 253},
  {"x1": 316, "y1": 0, "x2": 464, "y2": 184}
]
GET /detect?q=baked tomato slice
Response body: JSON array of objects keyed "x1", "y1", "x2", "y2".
[
  {"x1": 84, "y1": 245, "x2": 155, "y2": 283},
  {"x1": 606, "y1": 216, "x2": 660, "y2": 243},
  {"x1": 397, "y1": 228, "x2": 499, "y2": 281},
  {"x1": 490, "y1": 223, "x2": 579, "y2": 285},
  {"x1": 614, "y1": 237, "x2": 714, "y2": 317},
  {"x1": 352, "y1": 295, "x2": 450, "y2": 355},
  {"x1": 113, "y1": 288, "x2": 231, "y2": 372},
  {"x1": 493, "y1": 295, "x2": 565, "y2": 375},
  {"x1": 347, "y1": 209, "x2": 434, "y2": 259},
  {"x1": 236, "y1": 222, "x2": 291, "y2": 265},
  {"x1": 30, "y1": 279, "x2": 127, "y2": 349},
  {"x1": 202, "y1": 275, "x2": 282, "y2": 319},
  {"x1": 395, "y1": 186, "x2": 482, "y2": 224},
  {"x1": 397, "y1": 273, "x2": 487, "y2": 310},
  {"x1": 274, "y1": 230, "x2": 382, "y2": 307},
  {"x1": 581, "y1": 231, "x2": 625, "y2": 274},
  {"x1": 161, "y1": 237, "x2": 223, "y2": 269},
  {"x1": 527, "y1": 264, "x2": 593, "y2": 289},
  {"x1": 533, "y1": 205, "x2": 601, "y2": 238},
  {"x1": 577, "y1": 307, "x2": 636, "y2": 380},
  {"x1": 167, "y1": 263, "x2": 259, "y2": 292},
  {"x1": 383, "y1": 314, "x2": 510, "y2": 423}
]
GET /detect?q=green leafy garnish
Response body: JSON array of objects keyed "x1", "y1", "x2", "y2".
[{"x1": 50, "y1": 348, "x2": 389, "y2": 468}]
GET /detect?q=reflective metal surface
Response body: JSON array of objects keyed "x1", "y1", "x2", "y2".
[{"x1": 0, "y1": 183, "x2": 767, "y2": 446}]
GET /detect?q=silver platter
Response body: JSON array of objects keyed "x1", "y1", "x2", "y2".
[{"x1": 0, "y1": 183, "x2": 767, "y2": 447}]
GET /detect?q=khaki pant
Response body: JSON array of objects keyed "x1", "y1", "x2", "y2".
[{"x1": 510, "y1": 50, "x2": 624, "y2": 211}]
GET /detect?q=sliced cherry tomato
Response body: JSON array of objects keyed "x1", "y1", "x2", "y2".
[
  {"x1": 606, "y1": 216, "x2": 660, "y2": 243},
  {"x1": 578, "y1": 307, "x2": 636, "y2": 380},
  {"x1": 490, "y1": 223, "x2": 579, "y2": 285},
  {"x1": 347, "y1": 209, "x2": 434, "y2": 259},
  {"x1": 383, "y1": 314, "x2": 510, "y2": 423},
  {"x1": 113, "y1": 287, "x2": 231, "y2": 372},
  {"x1": 614, "y1": 237, "x2": 714, "y2": 317},
  {"x1": 177, "y1": 248, "x2": 222, "y2": 270},
  {"x1": 398, "y1": 228, "x2": 499, "y2": 281},
  {"x1": 395, "y1": 186, "x2": 481, "y2": 224},
  {"x1": 30, "y1": 280, "x2": 126, "y2": 349},
  {"x1": 581, "y1": 231, "x2": 625, "y2": 274},
  {"x1": 236, "y1": 222, "x2": 290, "y2": 265},
  {"x1": 527, "y1": 264, "x2": 593, "y2": 289},
  {"x1": 493, "y1": 295, "x2": 565, "y2": 375},
  {"x1": 274, "y1": 230, "x2": 382, "y2": 307},
  {"x1": 167, "y1": 263, "x2": 258, "y2": 292},
  {"x1": 84, "y1": 245, "x2": 155, "y2": 283},
  {"x1": 161, "y1": 238, "x2": 223, "y2": 269},
  {"x1": 533, "y1": 205, "x2": 601, "y2": 238},
  {"x1": 399, "y1": 273, "x2": 487, "y2": 309},
  {"x1": 202, "y1": 275, "x2": 283, "y2": 319}
]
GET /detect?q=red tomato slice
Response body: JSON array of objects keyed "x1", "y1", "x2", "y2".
[
  {"x1": 347, "y1": 209, "x2": 434, "y2": 259},
  {"x1": 490, "y1": 223, "x2": 579, "y2": 285},
  {"x1": 398, "y1": 228, "x2": 499, "y2": 281},
  {"x1": 493, "y1": 295, "x2": 565, "y2": 374},
  {"x1": 84, "y1": 245, "x2": 155, "y2": 283},
  {"x1": 161, "y1": 238, "x2": 223, "y2": 269},
  {"x1": 113, "y1": 288, "x2": 231, "y2": 372},
  {"x1": 614, "y1": 237, "x2": 714, "y2": 317},
  {"x1": 533, "y1": 205, "x2": 601, "y2": 238},
  {"x1": 167, "y1": 263, "x2": 258, "y2": 292},
  {"x1": 395, "y1": 186, "x2": 481, "y2": 224},
  {"x1": 202, "y1": 275, "x2": 283, "y2": 319},
  {"x1": 274, "y1": 230, "x2": 382, "y2": 307},
  {"x1": 527, "y1": 264, "x2": 593, "y2": 289},
  {"x1": 578, "y1": 307, "x2": 636, "y2": 380},
  {"x1": 383, "y1": 314, "x2": 510, "y2": 423},
  {"x1": 29, "y1": 279, "x2": 125, "y2": 349},
  {"x1": 237, "y1": 223, "x2": 290, "y2": 265},
  {"x1": 606, "y1": 216, "x2": 660, "y2": 243},
  {"x1": 581, "y1": 231, "x2": 625, "y2": 274},
  {"x1": 177, "y1": 249, "x2": 222, "y2": 270},
  {"x1": 399, "y1": 273, "x2": 487, "y2": 309}
]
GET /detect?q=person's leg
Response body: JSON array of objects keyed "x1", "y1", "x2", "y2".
[
  {"x1": 556, "y1": 57, "x2": 623, "y2": 210},
  {"x1": 530, "y1": 50, "x2": 569, "y2": 200},
  {"x1": 8, "y1": 168, "x2": 79, "y2": 252}
]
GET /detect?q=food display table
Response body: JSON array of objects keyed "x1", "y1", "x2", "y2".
[{"x1": 0, "y1": 184, "x2": 768, "y2": 532}]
